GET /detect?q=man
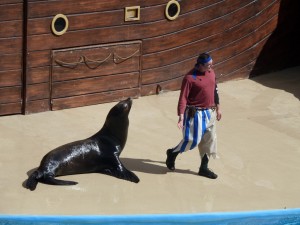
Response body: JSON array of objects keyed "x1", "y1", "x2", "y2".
[{"x1": 166, "y1": 52, "x2": 222, "y2": 179}]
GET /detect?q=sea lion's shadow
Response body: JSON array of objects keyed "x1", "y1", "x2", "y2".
[
  {"x1": 121, "y1": 158, "x2": 198, "y2": 175},
  {"x1": 22, "y1": 159, "x2": 196, "y2": 188}
]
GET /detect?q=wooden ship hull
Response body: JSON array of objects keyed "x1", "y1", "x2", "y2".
[{"x1": 0, "y1": 0, "x2": 298, "y2": 115}]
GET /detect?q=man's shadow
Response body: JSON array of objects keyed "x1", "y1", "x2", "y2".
[{"x1": 121, "y1": 157, "x2": 198, "y2": 175}]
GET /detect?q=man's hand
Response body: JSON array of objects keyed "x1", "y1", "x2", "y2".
[
  {"x1": 177, "y1": 114, "x2": 184, "y2": 129},
  {"x1": 216, "y1": 105, "x2": 222, "y2": 121}
]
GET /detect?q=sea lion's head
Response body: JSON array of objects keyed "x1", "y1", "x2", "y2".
[
  {"x1": 107, "y1": 97, "x2": 132, "y2": 118},
  {"x1": 103, "y1": 98, "x2": 132, "y2": 147}
]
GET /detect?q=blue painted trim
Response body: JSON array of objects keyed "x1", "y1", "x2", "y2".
[
  {"x1": 1, "y1": 209, "x2": 300, "y2": 224},
  {"x1": 190, "y1": 111, "x2": 198, "y2": 149},
  {"x1": 180, "y1": 112, "x2": 190, "y2": 153}
]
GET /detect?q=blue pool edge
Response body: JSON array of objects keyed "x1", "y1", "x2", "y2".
[{"x1": 1, "y1": 208, "x2": 300, "y2": 224}]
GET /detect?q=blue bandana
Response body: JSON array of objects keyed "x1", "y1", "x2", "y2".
[{"x1": 197, "y1": 55, "x2": 212, "y2": 65}]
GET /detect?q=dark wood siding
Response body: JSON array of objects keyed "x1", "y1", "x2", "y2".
[
  {"x1": 1, "y1": 0, "x2": 296, "y2": 115},
  {"x1": 0, "y1": 0, "x2": 23, "y2": 115}
]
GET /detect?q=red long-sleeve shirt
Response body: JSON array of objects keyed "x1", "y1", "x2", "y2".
[{"x1": 177, "y1": 68, "x2": 218, "y2": 116}]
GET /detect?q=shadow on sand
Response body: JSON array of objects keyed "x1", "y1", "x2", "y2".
[
  {"x1": 249, "y1": 0, "x2": 300, "y2": 100},
  {"x1": 121, "y1": 157, "x2": 198, "y2": 175}
]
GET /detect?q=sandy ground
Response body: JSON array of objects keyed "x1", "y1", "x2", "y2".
[{"x1": 0, "y1": 67, "x2": 299, "y2": 216}]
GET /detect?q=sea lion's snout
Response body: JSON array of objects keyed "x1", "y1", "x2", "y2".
[
  {"x1": 125, "y1": 97, "x2": 132, "y2": 103},
  {"x1": 122, "y1": 98, "x2": 132, "y2": 111}
]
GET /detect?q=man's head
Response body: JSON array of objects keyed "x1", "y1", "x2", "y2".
[{"x1": 196, "y1": 53, "x2": 213, "y2": 72}]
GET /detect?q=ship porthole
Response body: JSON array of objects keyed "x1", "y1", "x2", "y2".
[
  {"x1": 165, "y1": 0, "x2": 180, "y2": 21},
  {"x1": 51, "y1": 14, "x2": 69, "y2": 36}
]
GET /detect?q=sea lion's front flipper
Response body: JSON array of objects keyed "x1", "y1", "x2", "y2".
[
  {"x1": 103, "y1": 167, "x2": 140, "y2": 183},
  {"x1": 41, "y1": 176, "x2": 78, "y2": 186},
  {"x1": 102, "y1": 159, "x2": 139, "y2": 183}
]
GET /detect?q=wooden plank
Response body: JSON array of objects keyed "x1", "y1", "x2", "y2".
[
  {"x1": 28, "y1": 10, "x2": 123, "y2": 36},
  {"x1": 27, "y1": 0, "x2": 221, "y2": 18},
  {"x1": 0, "y1": 70, "x2": 22, "y2": 87},
  {"x1": 26, "y1": 66, "x2": 50, "y2": 84},
  {"x1": 0, "y1": 102, "x2": 22, "y2": 116},
  {"x1": 142, "y1": 32, "x2": 222, "y2": 70},
  {"x1": 26, "y1": 83, "x2": 50, "y2": 101},
  {"x1": 51, "y1": 88, "x2": 140, "y2": 111},
  {"x1": 142, "y1": 59, "x2": 194, "y2": 85},
  {"x1": 28, "y1": 0, "x2": 219, "y2": 18},
  {"x1": 0, "y1": 53, "x2": 22, "y2": 71},
  {"x1": 26, "y1": 0, "x2": 252, "y2": 52},
  {"x1": 214, "y1": 47, "x2": 255, "y2": 76},
  {"x1": 141, "y1": 0, "x2": 269, "y2": 71},
  {"x1": 52, "y1": 42, "x2": 141, "y2": 81},
  {"x1": 0, "y1": 20, "x2": 22, "y2": 38},
  {"x1": 143, "y1": 0, "x2": 256, "y2": 55},
  {"x1": 27, "y1": 50, "x2": 51, "y2": 68},
  {"x1": 252, "y1": 14, "x2": 279, "y2": 45},
  {"x1": 28, "y1": 0, "x2": 143, "y2": 18},
  {"x1": 52, "y1": 58, "x2": 140, "y2": 82},
  {"x1": 0, "y1": 0, "x2": 22, "y2": 4},
  {"x1": 27, "y1": 0, "x2": 222, "y2": 36},
  {"x1": 24, "y1": 99, "x2": 50, "y2": 114},
  {"x1": 0, "y1": 38, "x2": 22, "y2": 55},
  {"x1": 0, "y1": 3, "x2": 23, "y2": 21},
  {"x1": 210, "y1": 3, "x2": 279, "y2": 78},
  {"x1": 254, "y1": 0, "x2": 280, "y2": 13},
  {"x1": 141, "y1": 77, "x2": 182, "y2": 96},
  {"x1": 52, "y1": 72, "x2": 139, "y2": 98},
  {"x1": 218, "y1": 63, "x2": 255, "y2": 82},
  {"x1": 0, "y1": 86, "x2": 21, "y2": 104}
]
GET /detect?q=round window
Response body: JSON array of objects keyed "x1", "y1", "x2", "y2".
[
  {"x1": 165, "y1": 0, "x2": 180, "y2": 21},
  {"x1": 51, "y1": 14, "x2": 69, "y2": 36}
]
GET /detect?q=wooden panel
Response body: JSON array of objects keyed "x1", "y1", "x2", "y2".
[
  {"x1": 27, "y1": 0, "x2": 220, "y2": 18},
  {"x1": 52, "y1": 61, "x2": 139, "y2": 82},
  {"x1": 27, "y1": 0, "x2": 253, "y2": 52},
  {"x1": 142, "y1": 59, "x2": 194, "y2": 85},
  {"x1": 0, "y1": 86, "x2": 21, "y2": 104},
  {"x1": 26, "y1": 67, "x2": 50, "y2": 84},
  {"x1": 252, "y1": 15, "x2": 279, "y2": 46},
  {"x1": 24, "y1": 99, "x2": 50, "y2": 114},
  {"x1": 141, "y1": 5, "x2": 258, "y2": 71},
  {"x1": 52, "y1": 43, "x2": 141, "y2": 82},
  {"x1": 0, "y1": 102, "x2": 22, "y2": 116},
  {"x1": 0, "y1": 0, "x2": 23, "y2": 4},
  {"x1": 141, "y1": 77, "x2": 183, "y2": 96},
  {"x1": 27, "y1": 0, "x2": 222, "y2": 36},
  {"x1": 26, "y1": 83, "x2": 50, "y2": 101},
  {"x1": 143, "y1": 0, "x2": 255, "y2": 55},
  {"x1": 19, "y1": 0, "x2": 287, "y2": 116},
  {"x1": 27, "y1": 50, "x2": 51, "y2": 68},
  {"x1": 0, "y1": 53, "x2": 22, "y2": 70},
  {"x1": 0, "y1": 3, "x2": 23, "y2": 21},
  {"x1": 52, "y1": 72, "x2": 139, "y2": 98},
  {"x1": 0, "y1": 20, "x2": 22, "y2": 38},
  {"x1": 50, "y1": 41, "x2": 141, "y2": 110},
  {"x1": 0, "y1": 38, "x2": 22, "y2": 54},
  {"x1": 52, "y1": 88, "x2": 140, "y2": 111},
  {"x1": 0, "y1": 70, "x2": 22, "y2": 87},
  {"x1": 213, "y1": 15, "x2": 278, "y2": 77},
  {"x1": 218, "y1": 63, "x2": 255, "y2": 82},
  {"x1": 214, "y1": 48, "x2": 255, "y2": 77},
  {"x1": 0, "y1": 1, "x2": 23, "y2": 116}
]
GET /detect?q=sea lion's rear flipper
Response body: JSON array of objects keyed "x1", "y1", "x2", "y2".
[
  {"x1": 102, "y1": 163, "x2": 140, "y2": 183},
  {"x1": 25, "y1": 170, "x2": 41, "y2": 191},
  {"x1": 41, "y1": 176, "x2": 78, "y2": 186}
]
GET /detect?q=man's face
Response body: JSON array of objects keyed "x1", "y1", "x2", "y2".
[{"x1": 199, "y1": 59, "x2": 213, "y2": 72}]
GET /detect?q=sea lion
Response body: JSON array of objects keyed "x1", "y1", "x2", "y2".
[{"x1": 25, "y1": 98, "x2": 139, "y2": 191}]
